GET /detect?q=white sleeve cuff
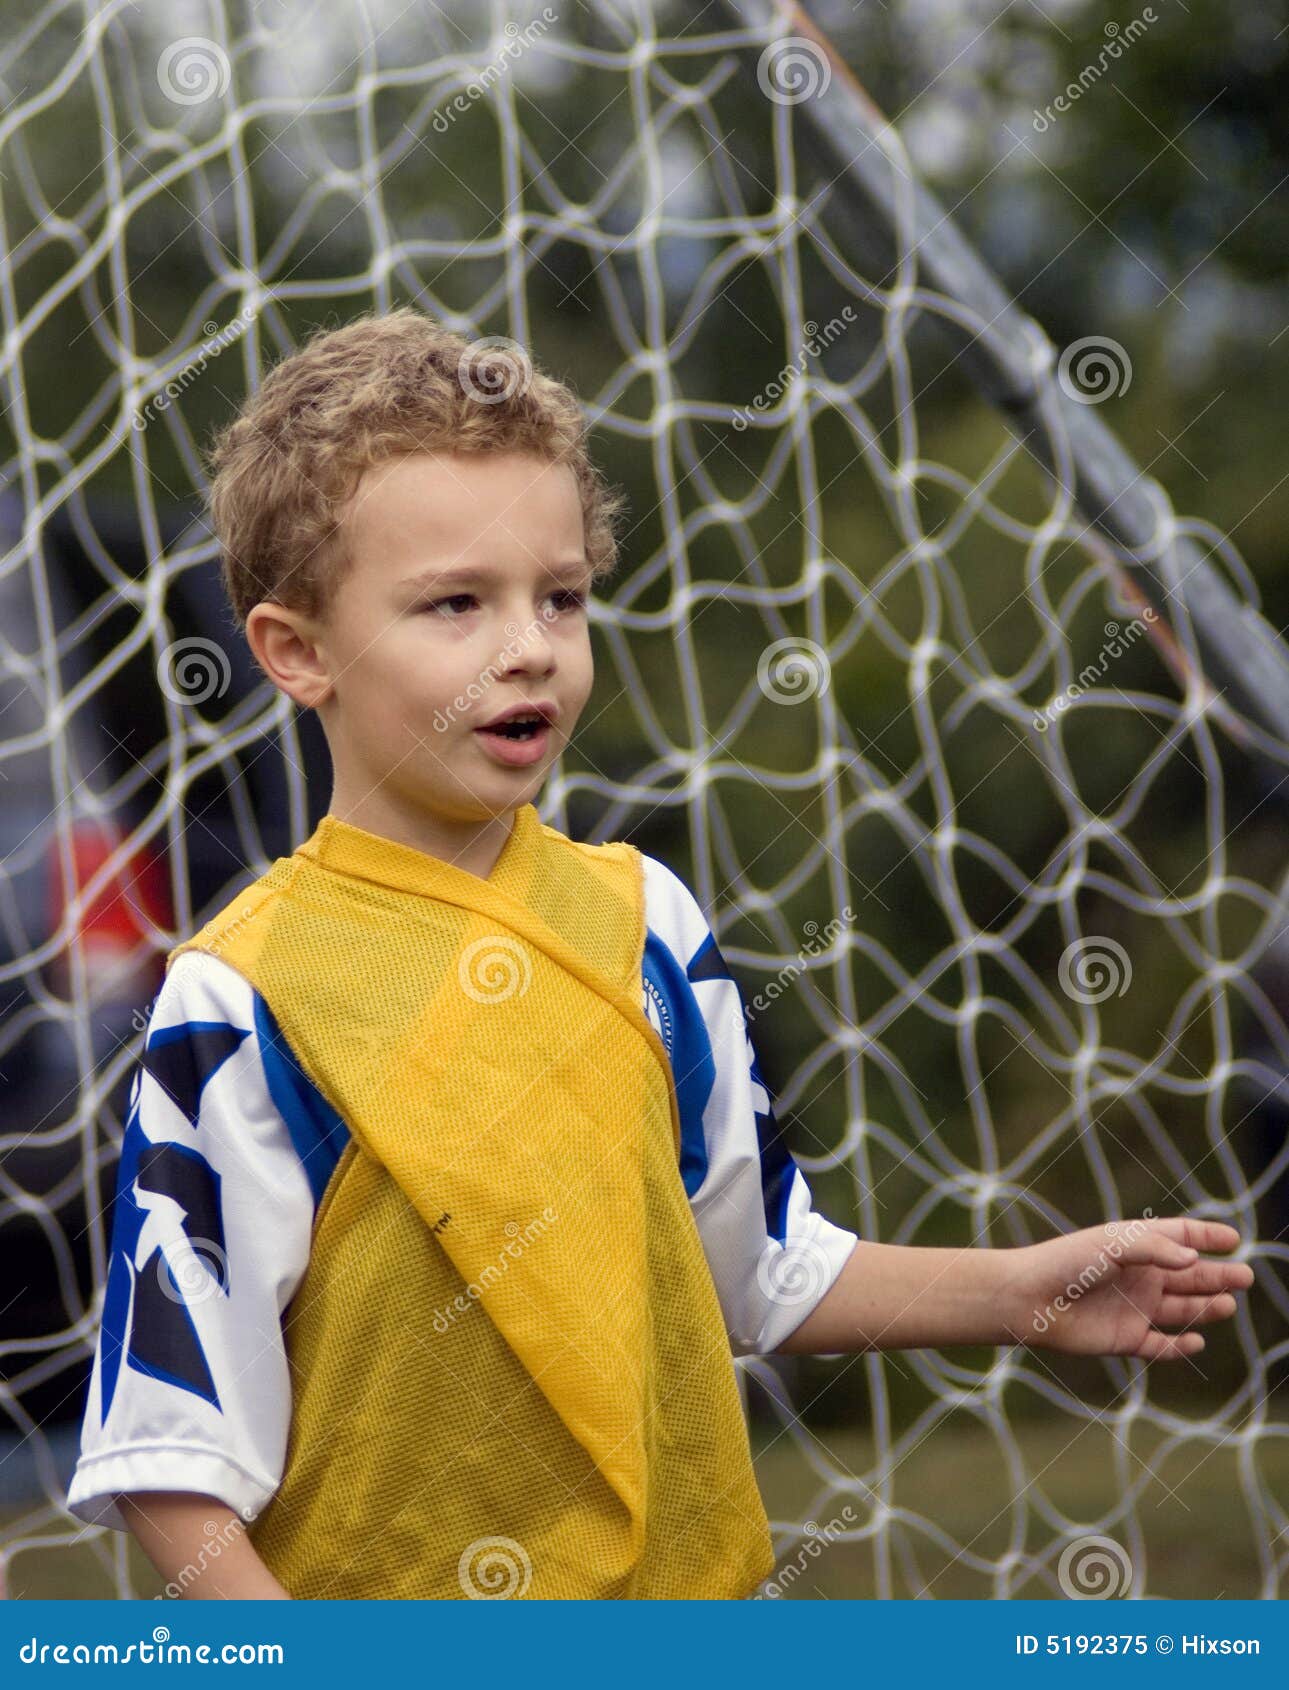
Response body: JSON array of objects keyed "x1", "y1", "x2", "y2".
[
  {"x1": 743, "y1": 1214, "x2": 860, "y2": 1356},
  {"x1": 66, "y1": 1444, "x2": 278, "y2": 1535}
]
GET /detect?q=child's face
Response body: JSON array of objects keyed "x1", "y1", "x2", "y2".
[{"x1": 308, "y1": 449, "x2": 595, "y2": 826}]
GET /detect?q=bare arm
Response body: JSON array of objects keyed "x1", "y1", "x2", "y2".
[
  {"x1": 774, "y1": 1217, "x2": 1250, "y2": 1362},
  {"x1": 774, "y1": 1239, "x2": 1013, "y2": 1355},
  {"x1": 117, "y1": 1492, "x2": 292, "y2": 1599}
]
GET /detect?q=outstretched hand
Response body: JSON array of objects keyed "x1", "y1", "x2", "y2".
[{"x1": 1001, "y1": 1216, "x2": 1253, "y2": 1362}]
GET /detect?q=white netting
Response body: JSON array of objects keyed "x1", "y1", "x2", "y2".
[{"x1": 1, "y1": 0, "x2": 1287, "y2": 1600}]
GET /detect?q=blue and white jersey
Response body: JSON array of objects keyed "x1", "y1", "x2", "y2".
[{"x1": 66, "y1": 853, "x2": 858, "y2": 1533}]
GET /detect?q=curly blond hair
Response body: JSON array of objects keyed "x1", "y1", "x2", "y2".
[{"x1": 205, "y1": 307, "x2": 627, "y2": 629}]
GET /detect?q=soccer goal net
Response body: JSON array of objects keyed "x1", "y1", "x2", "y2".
[{"x1": 1, "y1": 0, "x2": 1287, "y2": 1600}]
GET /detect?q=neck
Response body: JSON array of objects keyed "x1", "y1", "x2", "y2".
[{"x1": 324, "y1": 788, "x2": 520, "y2": 881}]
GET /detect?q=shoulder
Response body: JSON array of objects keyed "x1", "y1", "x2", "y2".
[
  {"x1": 637, "y1": 852, "x2": 711, "y2": 957},
  {"x1": 154, "y1": 946, "x2": 259, "y2": 1025},
  {"x1": 636, "y1": 853, "x2": 746, "y2": 1086},
  {"x1": 542, "y1": 826, "x2": 724, "y2": 970},
  {"x1": 637, "y1": 852, "x2": 741, "y2": 994},
  {"x1": 130, "y1": 951, "x2": 258, "y2": 1128},
  {"x1": 145, "y1": 950, "x2": 348, "y2": 1211}
]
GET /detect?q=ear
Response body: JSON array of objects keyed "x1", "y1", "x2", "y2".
[{"x1": 245, "y1": 601, "x2": 335, "y2": 709}]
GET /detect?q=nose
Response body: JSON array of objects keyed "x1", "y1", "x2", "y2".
[{"x1": 500, "y1": 601, "x2": 556, "y2": 675}]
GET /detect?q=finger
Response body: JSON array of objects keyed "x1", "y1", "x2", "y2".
[
  {"x1": 1154, "y1": 1292, "x2": 1237, "y2": 1328},
  {"x1": 1159, "y1": 1260, "x2": 1255, "y2": 1297},
  {"x1": 1138, "y1": 1216, "x2": 1243, "y2": 1255},
  {"x1": 1112, "y1": 1227, "x2": 1200, "y2": 1271},
  {"x1": 1134, "y1": 1327, "x2": 1206, "y2": 1363}
]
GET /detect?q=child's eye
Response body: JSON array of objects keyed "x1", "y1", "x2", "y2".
[
  {"x1": 422, "y1": 594, "x2": 477, "y2": 616},
  {"x1": 418, "y1": 588, "x2": 586, "y2": 617}
]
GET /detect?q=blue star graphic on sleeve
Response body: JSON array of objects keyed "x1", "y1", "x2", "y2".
[
  {"x1": 686, "y1": 928, "x2": 798, "y2": 1241},
  {"x1": 640, "y1": 917, "x2": 802, "y2": 1240},
  {"x1": 747, "y1": 1046, "x2": 795, "y2": 1244},
  {"x1": 139, "y1": 1020, "x2": 248, "y2": 1129},
  {"x1": 98, "y1": 1017, "x2": 247, "y2": 1426}
]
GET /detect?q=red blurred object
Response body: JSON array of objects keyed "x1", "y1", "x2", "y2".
[{"x1": 45, "y1": 820, "x2": 173, "y2": 1001}]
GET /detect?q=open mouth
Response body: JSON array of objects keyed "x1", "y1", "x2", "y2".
[
  {"x1": 481, "y1": 714, "x2": 545, "y2": 740},
  {"x1": 472, "y1": 713, "x2": 554, "y2": 765}
]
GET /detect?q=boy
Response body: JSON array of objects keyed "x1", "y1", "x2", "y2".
[{"x1": 67, "y1": 309, "x2": 1252, "y2": 1600}]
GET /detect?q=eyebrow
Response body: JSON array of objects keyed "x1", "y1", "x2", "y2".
[{"x1": 396, "y1": 560, "x2": 592, "y2": 594}]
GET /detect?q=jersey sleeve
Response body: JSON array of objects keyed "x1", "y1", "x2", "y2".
[
  {"x1": 65, "y1": 950, "x2": 345, "y2": 1534},
  {"x1": 639, "y1": 854, "x2": 859, "y2": 1356}
]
